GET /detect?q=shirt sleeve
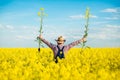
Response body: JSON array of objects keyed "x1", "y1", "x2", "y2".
[
  {"x1": 40, "y1": 38, "x2": 55, "y2": 49},
  {"x1": 66, "y1": 39, "x2": 81, "y2": 50}
]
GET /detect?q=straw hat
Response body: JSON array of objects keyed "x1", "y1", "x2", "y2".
[{"x1": 55, "y1": 36, "x2": 66, "y2": 44}]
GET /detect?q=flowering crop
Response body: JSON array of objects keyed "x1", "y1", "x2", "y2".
[{"x1": 0, "y1": 48, "x2": 120, "y2": 80}]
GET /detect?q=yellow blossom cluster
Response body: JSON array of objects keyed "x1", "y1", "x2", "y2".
[{"x1": 0, "y1": 48, "x2": 120, "y2": 80}]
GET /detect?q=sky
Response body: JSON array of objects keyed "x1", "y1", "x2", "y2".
[{"x1": 0, "y1": 0, "x2": 120, "y2": 48}]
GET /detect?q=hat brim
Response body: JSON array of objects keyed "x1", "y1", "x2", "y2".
[{"x1": 55, "y1": 39, "x2": 66, "y2": 43}]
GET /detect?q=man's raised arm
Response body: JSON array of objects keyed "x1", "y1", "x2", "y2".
[
  {"x1": 66, "y1": 37, "x2": 86, "y2": 50},
  {"x1": 37, "y1": 35, "x2": 55, "y2": 49}
]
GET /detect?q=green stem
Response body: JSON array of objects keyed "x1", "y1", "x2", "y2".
[
  {"x1": 38, "y1": 9, "x2": 44, "y2": 52},
  {"x1": 81, "y1": 8, "x2": 90, "y2": 53}
]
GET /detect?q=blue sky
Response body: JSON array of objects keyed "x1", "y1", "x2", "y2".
[{"x1": 0, "y1": 0, "x2": 120, "y2": 47}]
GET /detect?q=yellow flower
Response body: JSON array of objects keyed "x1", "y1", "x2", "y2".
[
  {"x1": 85, "y1": 7, "x2": 90, "y2": 19},
  {"x1": 0, "y1": 48, "x2": 119, "y2": 80},
  {"x1": 38, "y1": 12, "x2": 41, "y2": 16}
]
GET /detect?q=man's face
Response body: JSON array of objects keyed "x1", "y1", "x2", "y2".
[{"x1": 57, "y1": 41, "x2": 64, "y2": 45}]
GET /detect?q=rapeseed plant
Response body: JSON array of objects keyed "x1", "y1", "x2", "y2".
[
  {"x1": 0, "y1": 48, "x2": 120, "y2": 80},
  {"x1": 36, "y1": 8, "x2": 48, "y2": 52}
]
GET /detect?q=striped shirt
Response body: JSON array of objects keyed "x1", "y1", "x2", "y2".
[{"x1": 40, "y1": 38, "x2": 82, "y2": 58}]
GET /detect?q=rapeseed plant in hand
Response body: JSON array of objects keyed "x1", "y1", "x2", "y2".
[
  {"x1": 83, "y1": 7, "x2": 90, "y2": 47},
  {"x1": 36, "y1": 8, "x2": 47, "y2": 52},
  {"x1": 80, "y1": 8, "x2": 90, "y2": 53}
]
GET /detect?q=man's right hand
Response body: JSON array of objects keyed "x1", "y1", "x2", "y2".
[
  {"x1": 80, "y1": 37, "x2": 87, "y2": 42},
  {"x1": 37, "y1": 35, "x2": 43, "y2": 39}
]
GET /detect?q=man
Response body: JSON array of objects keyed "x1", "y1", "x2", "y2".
[{"x1": 38, "y1": 35, "x2": 86, "y2": 63}]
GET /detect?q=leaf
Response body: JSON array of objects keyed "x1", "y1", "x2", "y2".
[
  {"x1": 34, "y1": 39, "x2": 38, "y2": 42},
  {"x1": 85, "y1": 46, "x2": 91, "y2": 49},
  {"x1": 85, "y1": 25, "x2": 88, "y2": 28},
  {"x1": 37, "y1": 37, "x2": 40, "y2": 40},
  {"x1": 83, "y1": 41, "x2": 87, "y2": 43},
  {"x1": 40, "y1": 8, "x2": 44, "y2": 11},
  {"x1": 84, "y1": 30, "x2": 87, "y2": 33},
  {"x1": 83, "y1": 33, "x2": 88, "y2": 37},
  {"x1": 41, "y1": 44, "x2": 44, "y2": 48},
  {"x1": 83, "y1": 43, "x2": 85, "y2": 46}
]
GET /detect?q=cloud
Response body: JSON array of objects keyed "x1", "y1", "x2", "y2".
[
  {"x1": 101, "y1": 8, "x2": 118, "y2": 13},
  {"x1": 0, "y1": 24, "x2": 14, "y2": 30},
  {"x1": 91, "y1": 21, "x2": 109, "y2": 25},
  {"x1": 90, "y1": 15, "x2": 98, "y2": 18},
  {"x1": 69, "y1": 14, "x2": 84, "y2": 19},
  {"x1": 89, "y1": 24, "x2": 120, "y2": 40},
  {"x1": 6, "y1": 25, "x2": 14, "y2": 30},
  {"x1": 0, "y1": 24, "x2": 38, "y2": 41},
  {"x1": 89, "y1": 34, "x2": 107, "y2": 40},
  {"x1": 101, "y1": 8, "x2": 120, "y2": 20},
  {"x1": 2, "y1": 11, "x2": 35, "y2": 19},
  {"x1": 69, "y1": 14, "x2": 97, "y2": 19},
  {"x1": 105, "y1": 24, "x2": 120, "y2": 30},
  {"x1": 104, "y1": 17, "x2": 119, "y2": 20},
  {"x1": 0, "y1": 24, "x2": 4, "y2": 29},
  {"x1": 16, "y1": 35, "x2": 33, "y2": 40}
]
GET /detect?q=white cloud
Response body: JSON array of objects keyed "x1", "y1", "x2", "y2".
[
  {"x1": 20, "y1": 25, "x2": 38, "y2": 31},
  {"x1": 105, "y1": 24, "x2": 120, "y2": 31},
  {"x1": 69, "y1": 14, "x2": 84, "y2": 19},
  {"x1": 0, "y1": 24, "x2": 14, "y2": 30},
  {"x1": 101, "y1": 8, "x2": 120, "y2": 20},
  {"x1": 69, "y1": 14, "x2": 97, "y2": 19},
  {"x1": 91, "y1": 21, "x2": 109, "y2": 25},
  {"x1": 16, "y1": 35, "x2": 33, "y2": 40},
  {"x1": 105, "y1": 17, "x2": 119, "y2": 20},
  {"x1": 70, "y1": 35, "x2": 82, "y2": 39},
  {"x1": 0, "y1": 24, "x2": 38, "y2": 40},
  {"x1": 89, "y1": 33, "x2": 107, "y2": 40},
  {"x1": 0, "y1": 24, "x2": 4, "y2": 29},
  {"x1": 1, "y1": 23, "x2": 120, "y2": 47},
  {"x1": 101, "y1": 8, "x2": 117, "y2": 13},
  {"x1": 6, "y1": 25, "x2": 14, "y2": 30},
  {"x1": 2, "y1": 11, "x2": 35, "y2": 20},
  {"x1": 89, "y1": 24, "x2": 120, "y2": 40},
  {"x1": 90, "y1": 15, "x2": 98, "y2": 18}
]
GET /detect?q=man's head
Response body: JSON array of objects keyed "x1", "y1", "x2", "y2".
[{"x1": 55, "y1": 36, "x2": 66, "y2": 45}]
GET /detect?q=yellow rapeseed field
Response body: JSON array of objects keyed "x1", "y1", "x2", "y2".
[{"x1": 0, "y1": 48, "x2": 120, "y2": 80}]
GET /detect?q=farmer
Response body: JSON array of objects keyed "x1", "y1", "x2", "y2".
[{"x1": 38, "y1": 35, "x2": 86, "y2": 63}]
